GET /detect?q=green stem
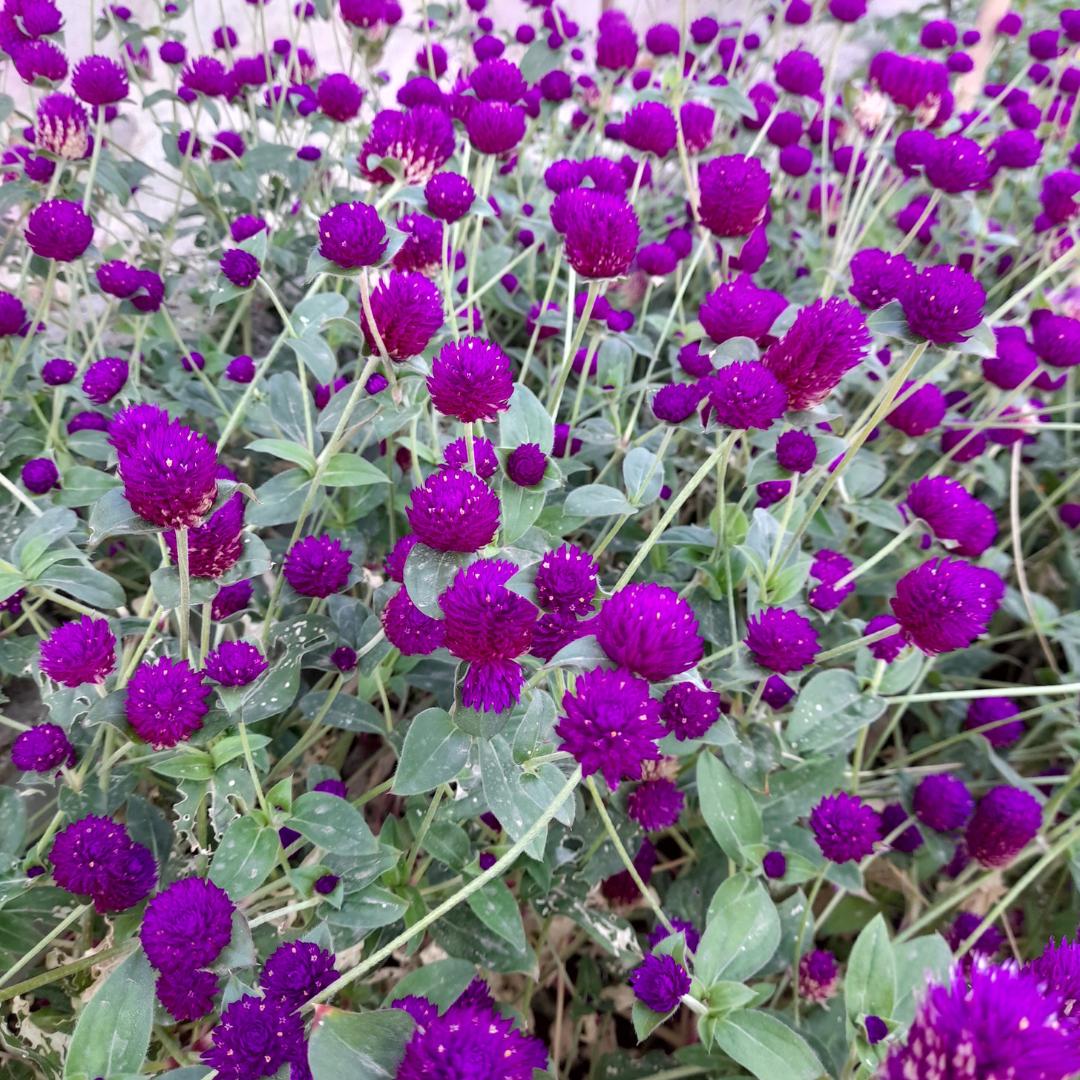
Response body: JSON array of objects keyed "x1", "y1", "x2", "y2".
[
  {"x1": 176, "y1": 527, "x2": 191, "y2": 662},
  {"x1": 0, "y1": 903, "x2": 91, "y2": 988}
]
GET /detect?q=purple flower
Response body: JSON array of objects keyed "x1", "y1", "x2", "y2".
[
  {"x1": 71, "y1": 55, "x2": 128, "y2": 105},
  {"x1": 638, "y1": 243, "x2": 678, "y2": 276},
  {"x1": 220, "y1": 248, "x2": 260, "y2": 288},
  {"x1": 1026, "y1": 939, "x2": 1080, "y2": 1020},
  {"x1": 660, "y1": 681, "x2": 721, "y2": 740},
  {"x1": 698, "y1": 154, "x2": 770, "y2": 237},
  {"x1": 648, "y1": 917, "x2": 700, "y2": 953},
  {"x1": 50, "y1": 815, "x2": 156, "y2": 912},
  {"x1": 21, "y1": 457, "x2": 59, "y2": 494},
  {"x1": 905, "y1": 476, "x2": 997, "y2": 557},
  {"x1": 849, "y1": 248, "x2": 914, "y2": 309},
  {"x1": 470, "y1": 57, "x2": 525, "y2": 103},
  {"x1": 744, "y1": 608, "x2": 820, "y2": 673},
  {"x1": 680, "y1": 102, "x2": 715, "y2": 153},
  {"x1": 864, "y1": 614, "x2": 906, "y2": 662},
  {"x1": 440, "y1": 560, "x2": 536, "y2": 712},
  {"x1": 212, "y1": 579, "x2": 252, "y2": 620},
  {"x1": 406, "y1": 467, "x2": 500, "y2": 552},
  {"x1": 991, "y1": 128, "x2": 1042, "y2": 169},
  {"x1": 424, "y1": 171, "x2": 475, "y2": 223},
  {"x1": 704, "y1": 361, "x2": 789, "y2": 431},
  {"x1": 210, "y1": 130, "x2": 245, "y2": 162},
  {"x1": 318, "y1": 201, "x2": 387, "y2": 268},
  {"x1": 556, "y1": 667, "x2": 665, "y2": 788},
  {"x1": 762, "y1": 674, "x2": 796, "y2": 709},
  {"x1": 762, "y1": 297, "x2": 871, "y2": 410},
  {"x1": 596, "y1": 584, "x2": 703, "y2": 682},
  {"x1": 882, "y1": 962, "x2": 1080, "y2": 1080},
  {"x1": 26, "y1": 199, "x2": 94, "y2": 261},
  {"x1": 535, "y1": 544, "x2": 598, "y2": 615},
  {"x1": 913, "y1": 773, "x2": 973, "y2": 832},
  {"x1": 381, "y1": 587, "x2": 446, "y2": 655},
  {"x1": 284, "y1": 535, "x2": 352, "y2": 598},
  {"x1": 1031, "y1": 310, "x2": 1080, "y2": 369},
  {"x1": 622, "y1": 101, "x2": 677, "y2": 157},
  {"x1": 798, "y1": 949, "x2": 839, "y2": 1003},
  {"x1": 555, "y1": 189, "x2": 639, "y2": 279},
  {"x1": 964, "y1": 696, "x2": 1024, "y2": 748},
  {"x1": 330, "y1": 645, "x2": 358, "y2": 671},
  {"x1": 317, "y1": 72, "x2": 362, "y2": 121},
  {"x1": 984, "y1": 326, "x2": 1038, "y2": 389},
  {"x1": 443, "y1": 435, "x2": 499, "y2": 479},
  {"x1": 699, "y1": 276, "x2": 787, "y2": 345},
  {"x1": 763, "y1": 850, "x2": 787, "y2": 878},
  {"x1": 924, "y1": 134, "x2": 990, "y2": 193},
  {"x1": 42, "y1": 358, "x2": 76, "y2": 385},
  {"x1": 181, "y1": 55, "x2": 231, "y2": 96},
  {"x1": 810, "y1": 792, "x2": 882, "y2": 862},
  {"x1": 966, "y1": 785, "x2": 1041, "y2": 868},
  {"x1": 40, "y1": 616, "x2": 116, "y2": 687},
  {"x1": 630, "y1": 954, "x2": 690, "y2": 1014},
  {"x1": 156, "y1": 968, "x2": 219, "y2": 1023},
  {"x1": 775, "y1": 49, "x2": 824, "y2": 96},
  {"x1": 652, "y1": 382, "x2": 702, "y2": 424},
  {"x1": 428, "y1": 337, "x2": 513, "y2": 423},
  {"x1": 260, "y1": 940, "x2": 337, "y2": 1010},
  {"x1": 202, "y1": 995, "x2": 305, "y2": 1080},
  {"x1": 141, "y1": 876, "x2": 235, "y2": 972},
  {"x1": 81, "y1": 355, "x2": 127, "y2": 404},
  {"x1": 946, "y1": 912, "x2": 1004, "y2": 958},
  {"x1": 359, "y1": 106, "x2": 455, "y2": 186},
  {"x1": 391, "y1": 212, "x2": 443, "y2": 273},
  {"x1": 882, "y1": 802, "x2": 923, "y2": 852},
  {"x1": 204, "y1": 641, "x2": 268, "y2": 686},
  {"x1": 164, "y1": 488, "x2": 244, "y2": 578},
  {"x1": 645, "y1": 22, "x2": 680, "y2": 55},
  {"x1": 899, "y1": 264, "x2": 985, "y2": 345},
  {"x1": 12, "y1": 723, "x2": 75, "y2": 772},
  {"x1": 506, "y1": 443, "x2": 547, "y2": 487},
  {"x1": 627, "y1": 776, "x2": 684, "y2": 830},
  {"x1": 1041, "y1": 171, "x2": 1080, "y2": 224},
  {"x1": 68, "y1": 411, "x2": 108, "y2": 434},
  {"x1": 776, "y1": 430, "x2": 817, "y2": 473},
  {"x1": 159, "y1": 40, "x2": 187, "y2": 65},
  {"x1": 35, "y1": 93, "x2": 89, "y2": 159},
  {"x1": 602, "y1": 838, "x2": 657, "y2": 904},
  {"x1": 808, "y1": 549, "x2": 855, "y2": 611},
  {"x1": 126, "y1": 657, "x2": 212, "y2": 748},
  {"x1": 225, "y1": 354, "x2": 255, "y2": 383},
  {"x1": 360, "y1": 270, "x2": 444, "y2": 360},
  {"x1": 891, "y1": 558, "x2": 1004, "y2": 655},
  {"x1": 13, "y1": 40, "x2": 68, "y2": 84},
  {"x1": 384, "y1": 534, "x2": 418, "y2": 583}
]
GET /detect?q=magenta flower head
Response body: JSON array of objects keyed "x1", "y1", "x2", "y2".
[
  {"x1": 555, "y1": 189, "x2": 639, "y2": 279},
  {"x1": 440, "y1": 559, "x2": 536, "y2": 713},
  {"x1": 535, "y1": 544, "x2": 598, "y2": 615},
  {"x1": 220, "y1": 248, "x2": 260, "y2": 288},
  {"x1": 317, "y1": 71, "x2": 362, "y2": 121},
  {"x1": 360, "y1": 106, "x2": 456, "y2": 186},
  {"x1": 107, "y1": 404, "x2": 169, "y2": 456},
  {"x1": 744, "y1": 607, "x2": 820, "y2": 673},
  {"x1": 703, "y1": 361, "x2": 789, "y2": 430},
  {"x1": 360, "y1": 271, "x2": 444, "y2": 360},
  {"x1": 622, "y1": 101, "x2": 677, "y2": 157},
  {"x1": 964, "y1": 696, "x2": 1023, "y2": 748},
  {"x1": 556, "y1": 667, "x2": 665, "y2": 788},
  {"x1": 155, "y1": 968, "x2": 219, "y2": 1023},
  {"x1": 849, "y1": 248, "x2": 914, "y2": 309},
  {"x1": 886, "y1": 380, "x2": 946, "y2": 436},
  {"x1": 660, "y1": 681, "x2": 721, "y2": 740},
  {"x1": 127, "y1": 657, "x2": 212, "y2": 747},
  {"x1": 225, "y1": 354, "x2": 255, "y2": 383},
  {"x1": 381, "y1": 587, "x2": 445, "y2": 655},
  {"x1": 406, "y1": 467, "x2": 500, "y2": 552},
  {"x1": 118, "y1": 418, "x2": 218, "y2": 528},
  {"x1": 81, "y1": 355, "x2": 127, "y2": 404},
  {"x1": 810, "y1": 792, "x2": 882, "y2": 862},
  {"x1": 42, "y1": 358, "x2": 77, "y2": 385},
  {"x1": 924, "y1": 134, "x2": 990, "y2": 193},
  {"x1": 260, "y1": 940, "x2": 337, "y2": 1011},
  {"x1": 775, "y1": 49, "x2": 824, "y2": 97},
  {"x1": 891, "y1": 557, "x2": 1004, "y2": 655},
  {"x1": 444, "y1": 435, "x2": 498, "y2": 478},
  {"x1": 798, "y1": 949, "x2": 839, "y2": 1003},
  {"x1": 913, "y1": 773, "x2": 973, "y2": 832},
  {"x1": 163, "y1": 486, "x2": 244, "y2": 578},
  {"x1": 883, "y1": 962, "x2": 1080, "y2": 1080},
  {"x1": 984, "y1": 326, "x2": 1038, "y2": 388},
  {"x1": 638, "y1": 243, "x2": 678, "y2": 277},
  {"x1": 71, "y1": 54, "x2": 128, "y2": 105},
  {"x1": 283, "y1": 535, "x2": 352, "y2": 597},
  {"x1": 596, "y1": 583, "x2": 703, "y2": 682},
  {"x1": 141, "y1": 876, "x2": 234, "y2": 972},
  {"x1": 0, "y1": 291, "x2": 28, "y2": 337},
  {"x1": 628, "y1": 775, "x2": 684, "y2": 830},
  {"x1": 202, "y1": 995, "x2": 304, "y2": 1080},
  {"x1": 26, "y1": 199, "x2": 94, "y2": 261},
  {"x1": 428, "y1": 336, "x2": 513, "y2": 423},
  {"x1": 13, "y1": 40, "x2": 68, "y2": 84},
  {"x1": 203, "y1": 641, "x2": 267, "y2": 686},
  {"x1": 318, "y1": 201, "x2": 387, "y2": 268},
  {"x1": 700, "y1": 276, "x2": 787, "y2": 345},
  {"x1": 966, "y1": 785, "x2": 1042, "y2": 868},
  {"x1": 776, "y1": 430, "x2": 817, "y2": 473},
  {"x1": 763, "y1": 298, "x2": 871, "y2": 410},
  {"x1": 506, "y1": 443, "x2": 547, "y2": 487},
  {"x1": 21, "y1": 457, "x2": 59, "y2": 494},
  {"x1": 864, "y1": 613, "x2": 906, "y2": 662},
  {"x1": 808, "y1": 550, "x2": 855, "y2": 611},
  {"x1": 1040, "y1": 170, "x2": 1080, "y2": 225},
  {"x1": 12, "y1": 723, "x2": 75, "y2": 773},
  {"x1": 470, "y1": 58, "x2": 526, "y2": 103},
  {"x1": 1031, "y1": 309, "x2": 1080, "y2": 369},
  {"x1": 652, "y1": 382, "x2": 703, "y2": 423},
  {"x1": 50, "y1": 815, "x2": 156, "y2": 912},
  {"x1": 1026, "y1": 939, "x2": 1080, "y2": 1019},
  {"x1": 424, "y1": 171, "x2": 475, "y2": 223},
  {"x1": 212, "y1": 579, "x2": 252, "y2": 621},
  {"x1": 392, "y1": 212, "x2": 443, "y2": 273},
  {"x1": 899, "y1": 264, "x2": 985, "y2": 345},
  {"x1": 35, "y1": 93, "x2": 89, "y2": 159},
  {"x1": 905, "y1": 476, "x2": 997, "y2": 557},
  {"x1": 698, "y1": 154, "x2": 770, "y2": 237},
  {"x1": 40, "y1": 616, "x2": 116, "y2": 687},
  {"x1": 630, "y1": 954, "x2": 690, "y2": 1014}
]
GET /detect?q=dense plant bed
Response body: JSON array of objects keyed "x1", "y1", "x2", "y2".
[{"x1": 1, "y1": 0, "x2": 1079, "y2": 1077}]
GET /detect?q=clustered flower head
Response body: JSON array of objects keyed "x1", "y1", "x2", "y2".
[
  {"x1": 50, "y1": 814, "x2": 156, "y2": 912},
  {"x1": 810, "y1": 792, "x2": 882, "y2": 862},
  {"x1": 406, "y1": 467, "x2": 500, "y2": 552},
  {"x1": 39, "y1": 616, "x2": 116, "y2": 687},
  {"x1": 428, "y1": 336, "x2": 514, "y2": 423},
  {"x1": 126, "y1": 657, "x2": 212, "y2": 747},
  {"x1": 283, "y1": 534, "x2": 352, "y2": 597}
]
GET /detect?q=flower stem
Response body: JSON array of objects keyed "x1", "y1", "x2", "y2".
[
  {"x1": 0, "y1": 902, "x2": 91, "y2": 989},
  {"x1": 176, "y1": 527, "x2": 191, "y2": 662}
]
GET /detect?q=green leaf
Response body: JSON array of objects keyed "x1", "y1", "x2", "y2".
[
  {"x1": 866, "y1": 300, "x2": 910, "y2": 339},
  {"x1": 56, "y1": 466, "x2": 122, "y2": 507},
  {"x1": 64, "y1": 948, "x2": 154, "y2": 1080},
  {"x1": 325, "y1": 886, "x2": 409, "y2": 936},
  {"x1": 622, "y1": 447, "x2": 663, "y2": 506},
  {"x1": 149, "y1": 749, "x2": 215, "y2": 781},
  {"x1": 697, "y1": 875, "x2": 780, "y2": 985},
  {"x1": 289, "y1": 327, "x2": 336, "y2": 384},
  {"x1": 87, "y1": 488, "x2": 160, "y2": 546},
  {"x1": 845, "y1": 913, "x2": 896, "y2": 1024},
  {"x1": 466, "y1": 879, "x2": 526, "y2": 951},
  {"x1": 478, "y1": 735, "x2": 553, "y2": 860},
  {"x1": 499, "y1": 482, "x2": 546, "y2": 544},
  {"x1": 564, "y1": 484, "x2": 635, "y2": 518},
  {"x1": 712, "y1": 1009, "x2": 824, "y2": 1080},
  {"x1": 785, "y1": 670, "x2": 886, "y2": 753},
  {"x1": 384, "y1": 959, "x2": 476, "y2": 1009},
  {"x1": 393, "y1": 708, "x2": 471, "y2": 795},
  {"x1": 308, "y1": 1008, "x2": 413, "y2": 1080},
  {"x1": 14, "y1": 507, "x2": 78, "y2": 571},
  {"x1": 402, "y1": 542, "x2": 466, "y2": 618},
  {"x1": 697, "y1": 752, "x2": 763, "y2": 869},
  {"x1": 289, "y1": 791, "x2": 379, "y2": 856},
  {"x1": 321, "y1": 453, "x2": 390, "y2": 487},
  {"x1": 210, "y1": 733, "x2": 272, "y2": 770},
  {"x1": 209, "y1": 816, "x2": 280, "y2": 900},
  {"x1": 237, "y1": 662, "x2": 301, "y2": 722},
  {"x1": 631, "y1": 1000, "x2": 675, "y2": 1042},
  {"x1": 499, "y1": 384, "x2": 554, "y2": 453},
  {"x1": 519, "y1": 40, "x2": 562, "y2": 82},
  {"x1": 894, "y1": 933, "x2": 952, "y2": 1025},
  {"x1": 36, "y1": 562, "x2": 126, "y2": 609},
  {"x1": 247, "y1": 437, "x2": 317, "y2": 474}
]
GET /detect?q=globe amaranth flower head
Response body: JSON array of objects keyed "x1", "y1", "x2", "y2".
[
  {"x1": 317, "y1": 71, "x2": 362, "y2": 121},
  {"x1": 12, "y1": 722, "x2": 75, "y2": 773},
  {"x1": 50, "y1": 814, "x2": 156, "y2": 912},
  {"x1": 966, "y1": 785, "x2": 1041, "y2": 868},
  {"x1": 203, "y1": 641, "x2": 268, "y2": 686},
  {"x1": 26, "y1": 198, "x2": 94, "y2": 261},
  {"x1": 155, "y1": 967, "x2": 220, "y2": 1023},
  {"x1": 660, "y1": 681, "x2": 722, "y2": 740},
  {"x1": 555, "y1": 189, "x2": 639, "y2": 279},
  {"x1": 648, "y1": 916, "x2": 701, "y2": 954},
  {"x1": 699, "y1": 275, "x2": 788, "y2": 345},
  {"x1": 81, "y1": 355, "x2": 128, "y2": 404},
  {"x1": 775, "y1": 48, "x2": 824, "y2": 96},
  {"x1": 807, "y1": 549, "x2": 856, "y2": 611},
  {"x1": 798, "y1": 949, "x2": 839, "y2": 1003},
  {"x1": 622, "y1": 100, "x2": 677, "y2": 157},
  {"x1": 391, "y1": 211, "x2": 443, "y2": 273},
  {"x1": 848, "y1": 248, "x2": 914, "y2": 309},
  {"x1": 39, "y1": 615, "x2": 116, "y2": 687},
  {"x1": 810, "y1": 791, "x2": 882, "y2": 862},
  {"x1": 945, "y1": 911, "x2": 1004, "y2": 960},
  {"x1": 118, "y1": 417, "x2": 218, "y2": 528},
  {"x1": 630, "y1": 954, "x2": 690, "y2": 1014},
  {"x1": 259, "y1": 940, "x2": 337, "y2": 1010},
  {"x1": 698, "y1": 154, "x2": 770, "y2": 237},
  {"x1": 428, "y1": 336, "x2": 514, "y2": 423},
  {"x1": 21, "y1": 457, "x2": 59, "y2": 494},
  {"x1": 744, "y1": 607, "x2": 820, "y2": 673},
  {"x1": 776, "y1": 430, "x2": 817, "y2": 473},
  {"x1": 964, "y1": 695, "x2": 1024, "y2": 748},
  {"x1": 381, "y1": 586, "x2": 446, "y2": 656},
  {"x1": 882, "y1": 961, "x2": 1080, "y2": 1080},
  {"x1": 627, "y1": 775, "x2": 684, "y2": 830},
  {"x1": 443, "y1": 435, "x2": 499, "y2": 479},
  {"x1": 913, "y1": 772, "x2": 973, "y2": 832},
  {"x1": 535, "y1": 543, "x2": 598, "y2": 615},
  {"x1": 406, "y1": 467, "x2": 500, "y2": 552},
  {"x1": 703, "y1": 361, "x2": 789, "y2": 430},
  {"x1": 359, "y1": 270, "x2": 444, "y2": 360},
  {"x1": 35, "y1": 92, "x2": 89, "y2": 159},
  {"x1": 220, "y1": 247, "x2": 260, "y2": 288},
  {"x1": 424, "y1": 170, "x2": 475, "y2": 223},
  {"x1": 905, "y1": 476, "x2": 997, "y2": 557},
  {"x1": 141, "y1": 876, "x2": 236, "y2": 971},
  {"x1": 126, "y1": 656, "x2": 212, "y2": 748},
  {"x1": 1031, "y1": 309, "x2": 1080, "y2": 369},
  {"x1": 164, "y1": 486, "x2": 245, "y2": 579},
  {"x1": 506, "y1": 442, "x2": 547, "y2": 487},
  {"x1": 596, "y1": 583, "x2": 704, "y2": 682},
  {"x1": 652, "y1": 381, "x2": 703, "y2": 423},
  {"x1": 202, "y1": 994, "x2": 305, "y2": 1080},
  {"x1": 318, "y1": 201, "x2": 387, "y2": 268},
  {"x1": 42, "y1": 357, "x2": 76, "y2": 384},
  {"x1": 283, "y1": 535, "x2": 352, "y2": 598},
  {"x1": 439, "y1": 559, "x2": 536, "y2": 713},
  {"x1": 864, "y1": 613, "x2": 906, "y2": 662},
  {"x1": 762, "y1": 297, "x2": 871, "y2": 410},
  {"x1": 212, "y1": 579, "x2": 252, "y2": 621},
  {"x1": 384, "y1": 533, "x2": 418, "y2": 583},
  {"x1": 71, "y1": 54, "x2": 128, "y2": 105},
  {"x1": 984, "y1": 325, "x2": 1038, "y2": 389},
  {"x1": 899, "y1": 264, "x2": 986, "y2": 345},
  {"x1": 924, "y1": 133, "x2": 991, "y2": 193},
  {"x1": 1027, "y1": 938, "x2": 1080, "y2": 1022},
  {"x1": 359, "y1": 105, "x2": 455, "y2": 186},
  {"x1": 556, "y1": 667, "x2": 665, "y2": 788},
  {"x1": 891, "y1": 557, "x2": 1004, "y2": 655},
  {"x1": 0, "y1": 290, "x2": 28, "y2": 337}
]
